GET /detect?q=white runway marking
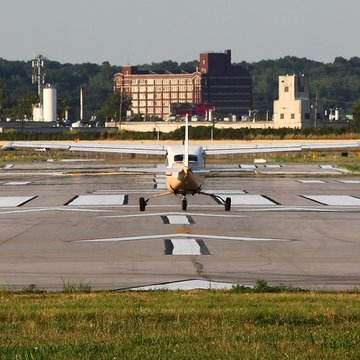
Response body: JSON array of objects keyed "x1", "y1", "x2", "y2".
[
  {"x1": 337, "y1": 180, "x2": 360, "y2": 184},
  {"x1": 206, "y1": 190, "x2": 246, "y2": 195},
  {"x1": 264, "y1": 164, "x2": 282, "y2": 168},
  {"x1": 320, "y1": 165, "x2": 336, "y2": 170},
  {"x1": 217, "y1": 194, "x2": 276, "y2": 205},
  {"x1": 297, "y1": 180, "x2": 326, "y2": 184},
  {"x1": 303, "y1": 195, "x2": 360, "y2": 206},
  {"x1": 0, "y1": 196, "x2": 36, "y2": 207},
  {"x1": 74, "y1": 233, "x2": 291, "y2": 243},
  {"x1": 239, "y1": 164, "x2": 257, "y2": 170},
  {"x1": 103, "y1": 212, "x2": 248, "y2": 219},
  {"x1": 67, "y1": 194, "x2": 128, "y2": 206},
  {"x1": 154, "y1": 174, "x2": 166, "y2": 190},
  {"x1": 162, "y1": 215, "x2": 195, "y2": 225},
  {"x1": 170, "y1": 239, "x2": 202, "y2": 255},
  {"x1": 3, "y1": 181, "x2": 31, "y2": 186},
  {"x1": 128, "y1": 280, "x2": 237, "y2": 291}
]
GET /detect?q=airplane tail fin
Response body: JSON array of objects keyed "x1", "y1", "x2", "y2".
[{"x1": 184, "y1": 113, "x2": 189, "y2": 167}]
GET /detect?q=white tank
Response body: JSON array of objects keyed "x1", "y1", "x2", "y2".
[
  {"x1": 32, "y1": 103, "x2": 43, "y2": 121},
  {"x1": 43, "y1": 85, "x2": 57, "y2": 122}
]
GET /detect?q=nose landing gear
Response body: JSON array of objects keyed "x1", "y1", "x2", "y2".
[{"x1": 181, "y1": 197, "x2": 187, "y2": 211}]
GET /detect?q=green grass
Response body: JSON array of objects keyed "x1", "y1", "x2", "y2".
[{"x1": 0, "y1": 289, "x2": 359, "y2": 359}]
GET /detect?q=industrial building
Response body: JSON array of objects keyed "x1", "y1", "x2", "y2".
[
  {"x1": 113, "y1": 49, "x2": 252, "y2": 119},
  {"x1": 273, "y1": 74, "x2": 323, "y2": 129}
]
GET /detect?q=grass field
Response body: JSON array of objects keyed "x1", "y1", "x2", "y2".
[{"x1": 0, "y1": 289, "x2": 359, "y2": 359}]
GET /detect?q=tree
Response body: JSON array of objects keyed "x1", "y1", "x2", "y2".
[
  {"x1": 0, "y1": 79, "x2": 5, "y2": 113},
  {"x1": 9, "y1": 93, "x2": 39, "y2": 120},
  {"x1": 97, "y1": 91, "x2": 131, "y2": 121},
  {"x1": 351, "y1": 97, "x2": 360, "y2": 130}
]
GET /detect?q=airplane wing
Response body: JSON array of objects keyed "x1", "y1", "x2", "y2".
[
  {"x1": 192, "y1": 166, "x2": 254, "y2": 173},
  {"x1": 203, "y1": 141, "x2": 360, "y2": 155},
  {"x1": 119, "y1": 166, "x2": 181, "y2": 173},
  {"x1": 2, "y1": 141, "x2": 167, "y2": 156}
]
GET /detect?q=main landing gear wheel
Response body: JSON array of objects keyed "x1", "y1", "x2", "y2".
[
  {"x1": 139, "y1": 197, "x2": 146, "y2": 211},
  {"x1": 181, "y1": 198, "x2": 187, "y2": 211},
  {"x1": 225, "y1": 197, "x2": 231, "y2": 211}
]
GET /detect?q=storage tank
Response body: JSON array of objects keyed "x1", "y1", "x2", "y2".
[
  {"x1": 43, "y1": 85, "x2": 57, "y2": 122},
  {"x1": 32, "y1": 103, "x2": 43, "y2": 121}
]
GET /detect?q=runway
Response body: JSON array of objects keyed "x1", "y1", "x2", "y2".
[{"x1": 0, "y1": 160, "x2": 360, "y2": 290}]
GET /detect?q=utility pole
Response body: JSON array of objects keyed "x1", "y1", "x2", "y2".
[
  {"x1": 80, "y1": 86, "x2": 84, "y2": 121},
  {"x1": 314, "y1": 90, "x2": 318, "y2": 129},
  {"x1": 119, "y1": 90, "x2": 123, "y2": 130}
]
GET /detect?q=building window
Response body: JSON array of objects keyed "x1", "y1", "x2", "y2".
[
  {"x1": 280, "y1": 114, "x2": 285, "y2": 119},
  {"x1": 291, "y1": 114, "x2": 295, "y2": 119},
  {"x1": 284, "y1": 86, "x2": 289, "y2": 92}
]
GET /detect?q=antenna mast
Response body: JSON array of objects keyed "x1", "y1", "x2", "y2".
[{"x1": 32, "y1": 55, "x2": 46, "y2": 106}]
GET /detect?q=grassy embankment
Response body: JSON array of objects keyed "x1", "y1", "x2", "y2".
[{"x1": 0, "y1": 286, "x2": 359, "y2": 359}]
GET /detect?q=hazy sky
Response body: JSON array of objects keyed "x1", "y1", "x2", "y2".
[{"x1": 1, "y1": 0, "x2": 359, "y2": 65}]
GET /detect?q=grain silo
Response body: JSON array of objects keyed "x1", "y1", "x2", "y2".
[{"x1": 43, "y1": 84, "x2": 57, "y2": 122}]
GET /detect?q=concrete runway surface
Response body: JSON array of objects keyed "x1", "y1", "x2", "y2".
[{"x1": 0, "y1": 160, "x2": 359, "y2": 291}]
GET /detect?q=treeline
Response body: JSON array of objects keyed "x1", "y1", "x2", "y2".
[
  {"x1": 1, "y1": 126, "x2": 359, "y2": 142},
  {"x1": 1, "y1": 56, "x2": 360, "y2": 121}
]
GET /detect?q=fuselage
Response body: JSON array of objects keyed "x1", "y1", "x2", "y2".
[{"x1": 165, "y1": 145, "x2": 205, "y2": 195}]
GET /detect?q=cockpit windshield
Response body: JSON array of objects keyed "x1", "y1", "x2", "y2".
[{"x1": 174, "y1": 154, "x2": 198, "y2": 163}]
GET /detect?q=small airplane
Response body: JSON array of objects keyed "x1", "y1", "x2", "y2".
[{"x1": 2, "y1": 115, "x2": 360, "y2": 211}]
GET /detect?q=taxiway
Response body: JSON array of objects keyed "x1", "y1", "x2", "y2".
[{"x1": 0, "y1": 160, "x2": 359, "y2": 290}]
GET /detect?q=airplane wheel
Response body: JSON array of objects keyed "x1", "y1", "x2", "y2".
[
  {"x1": 139, "y1": 197, "x2": 146, "y2": 211},
  {"x1": 225, "y1": 197, "x2": 231, "y2": 211},
  {"x1": 182, "y1": 198, "x2": 187, "y2": 211}
]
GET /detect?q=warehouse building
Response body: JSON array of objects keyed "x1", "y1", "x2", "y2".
[{"x1": 113, "y1": 49, "x2": 252, "y2": 119}]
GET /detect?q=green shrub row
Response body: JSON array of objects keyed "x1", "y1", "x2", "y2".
[{"x1": 1, "y1": 126, "x2": 360, "y2": 142}]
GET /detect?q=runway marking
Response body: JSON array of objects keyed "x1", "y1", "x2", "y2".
[
  {"x1": 297, "y1": 180, "x2": 326, "y2": 184},
  {"x1": 0, "y1": 196, "x2": 36, "y2": 207},
  {"x1": 154, "y1": 174, "x2": 166, "y2": 190},
  {"x1": 74, "y1": 233, "x2": 291, "y2": 243},
  {"x1": 164, "y1": 239, "x2": 210, "y2": 255},
  {"x1": 127, "y1": 280, "x2": 237, "y2": 291},
  {"x1": 161, "y1": 215, "x2": 195, "y2": 225},
  {"x1": 320, "y1": 165, "x2": 337, "y2": 170},
  {"x1": 216, "y1": 194, "x2": 277, "y2": 205},
  {"x1": 264, "y1": 164, "x2": 282, "y2": 168},
  {"x1": 0, "y1": 207, "x2": 111, "y2": 214},
  {"x1": 302, "y1": 195, "x2": 360, "y2": 206},
  {"x1": 102, "y1": 212, "x2": 248, "y2": 219},
  {"x1": 3, "y1": 181, "x2": 32, "y2": 186},
  {"x1": 206, "y1": 190, "x2": 246, "y2": 194},
  {"x1": 66, "y1": 194, "x2": 129, "y2": 206},
  {"x1": 337, "y1": 180, "x2": 360, "y2": 184},
  {"x1": 239, "y1": 164, "x2": 257, "y2": 170}
]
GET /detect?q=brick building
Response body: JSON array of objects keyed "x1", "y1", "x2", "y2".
[{"x1": 113, "y1": 49, "x2": 252, "y2": 119}]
